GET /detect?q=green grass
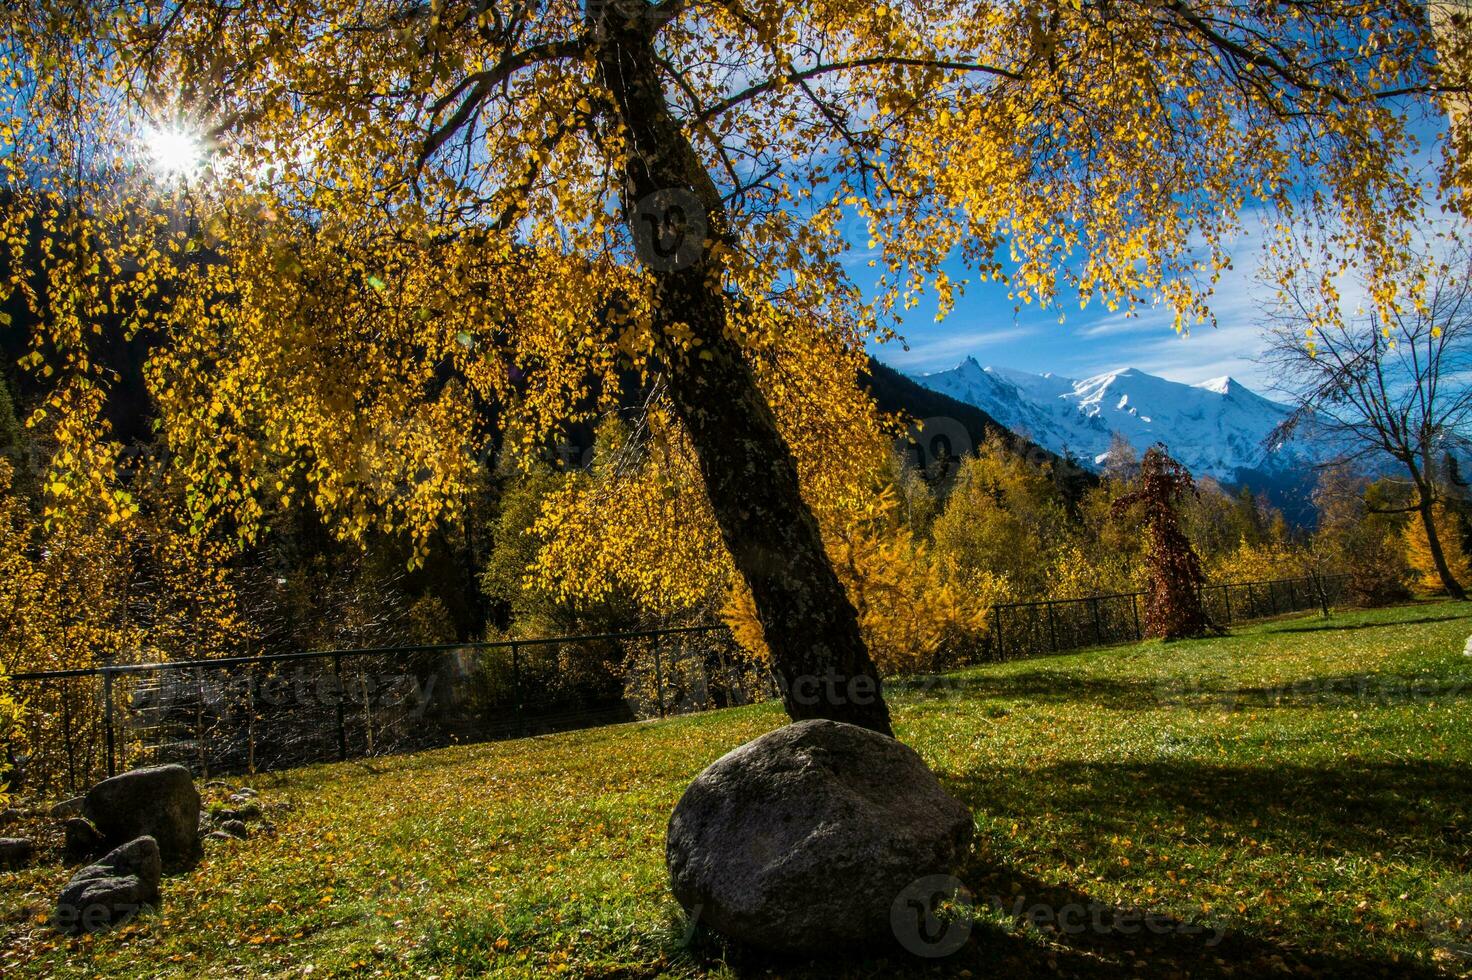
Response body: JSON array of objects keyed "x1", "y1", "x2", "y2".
[{"x1": 4, "y1": 601, "x2": 1472, "y2": 978}]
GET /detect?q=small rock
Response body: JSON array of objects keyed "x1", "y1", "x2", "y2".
[
  {"x1": 666, "y1": 719, "x2": 974, "y2": 952},
  {"x1": 219, "y1": 820, "x2": 248, "y2": 840},
  {"x1": 220, "y1": 802, "x2": 262, "y2": 822},
  {"x1": 83, "y1": 765, "x2": 202, "y2": 871},
  {"x1": 226, "y1": 795, "x2": 262, "y2": 815},
  {"x1": 53, "y1": 836, "x2": 161, "y2": 935},
  {"x1": 203, "y1": 780, "x2": 233, "y2": 790},
  {"x1": 204, "y1": 831, "x2": 236, "y2": 844},
  {"x1": 231, "y1": 787, "x2": 258, "y2": 799},
  {"x1": 0, "y1": 837, "x2": 33, "y2": 869},
  {"x1": 63, "y1": 817, "x2": 105, "y2": 861},
  {"x1": 49, "y1": 796, "x2": 83, "y2": 820},
  {"x1": 197, "y1": 811, "x2": 212, "y2": 835},
  {"x1": 0, "y1": 807, "x2": 26, "y2": 828}
]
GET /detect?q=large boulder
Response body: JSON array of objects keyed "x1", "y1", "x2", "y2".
[
  {"x1": 53, "y1": 836, "x2": 161, "y2": 934},
  {"x1": 83, "y1": 765, "x2": 202, "y2": 871},
  {"x1": 666, "y1": 719, "x2": 974, "y2": 953},
  {"x1": 0, "y1": 837, "x2": 33, "y2": 869}
]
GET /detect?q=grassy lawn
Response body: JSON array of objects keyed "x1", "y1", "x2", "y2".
[{"x1": 4, "y1": 600, "x2": 1471, "y2": 978}]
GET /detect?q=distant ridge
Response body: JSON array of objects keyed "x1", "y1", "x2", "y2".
[
  {"x1": 862, "y1": 358, "x2": 1094, "y2": 493},
  {"x1": 901, "y1": 357, "x2": 1320, "y2": 484}
]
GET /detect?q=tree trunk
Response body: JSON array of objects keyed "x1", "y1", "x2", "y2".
[
  {"x1": 593, "y1": 11, "x2": 893, "y2": 735},
  {"x1": 1416, "y1": 496, "x2": 1468, "y2": 600}
]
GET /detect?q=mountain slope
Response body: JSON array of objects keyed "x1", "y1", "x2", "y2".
[{"x1": 905, "y1": 358, "x2": 1315, "y2": 482}]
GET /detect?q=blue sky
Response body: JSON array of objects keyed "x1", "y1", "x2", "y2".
[
  {"x1": 866, "y1": 116, "x2": 1463, "y2": 391},
  {"x1": 861, "y1": 233, "x2": 1281, "y2": 389}
]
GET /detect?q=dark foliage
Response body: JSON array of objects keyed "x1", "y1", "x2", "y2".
[{"x1": 1113, "y1": 446, "x2": 1211, "y2": 639}]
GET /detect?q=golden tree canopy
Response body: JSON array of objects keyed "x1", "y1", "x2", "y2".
[{"x1": 0, "y1": 0, "x2": 1459, "y2": 559}]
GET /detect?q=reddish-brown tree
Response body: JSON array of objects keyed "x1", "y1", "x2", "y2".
[{"x1": 1114, "y1": 447, "x2": 1211, "y2": 640}]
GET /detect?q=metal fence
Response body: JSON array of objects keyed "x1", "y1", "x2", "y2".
[
  {"x1": 981, "y1": 573, "x2": 1345, "y2": 659},
  {"x1": 5, "y1": 572, "x2": 1345, "y2": 796}
]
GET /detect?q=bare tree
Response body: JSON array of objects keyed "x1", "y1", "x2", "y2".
[{"x1": 1265, "y1": 246, "x2": 1472, "y2": 599}]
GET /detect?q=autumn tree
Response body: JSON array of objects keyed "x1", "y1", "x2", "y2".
[
  {"x1": 1404, "y1": 501, "x2": 1472, "y2": 593},
  {"x1": 3, "y1": 1, "x2": 1463, "y2": 735},
  {"x1": 1113, "y1": 446, "x2": 1211, "y2": 639},
  {"x1": 932, "y1": 435, "x2": 1071, "y2": 599},
  {"x1": 1266, "y1": 245, "x2": 1472, "y2": 600},
  {"x1": 1312, "y1": 466, "x2": 1413, "y2": 605}
]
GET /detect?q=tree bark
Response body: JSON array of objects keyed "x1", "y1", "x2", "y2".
[
  {"x1": 593, "y1": 9, "x2": 893, "y2": 735},
  {"x1": 1415, "y1": 496, "x2": 1468, "y2": 600}
]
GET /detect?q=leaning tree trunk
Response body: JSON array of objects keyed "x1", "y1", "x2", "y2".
[
  {"x1": 593, "y1": 10, "x2": 893, "y2": 735},
  {"x1": 1416, "y1": 496, "x2": 1468, "y2": 600}
]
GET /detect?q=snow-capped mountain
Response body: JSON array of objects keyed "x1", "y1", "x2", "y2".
[{"x1": 907, "y1": 357, "x2": 1315, "y2": 482}]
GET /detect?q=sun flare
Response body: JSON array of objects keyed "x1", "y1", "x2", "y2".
[{"x1": 143, "y1": 124, "x2": 206, "y2": 178}]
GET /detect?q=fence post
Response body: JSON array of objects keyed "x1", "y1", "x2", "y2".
[
  {"x1": 1090, "y1": 597, "x2": 1103, "y2": 645},
  {"x1": 510, "y1": 643, "x2": 523, "y2": 719},
  {"x1": 1246, "y1": 582, "x2": 1256, "y2": 618},
  {"x1": 1312, "y1": 572, "x2": 1331, "y2": 618},
  {"x1": 1268, "y1": 581, "x2": 1279, "y2": 615},
  {"x1": 715, "y1": 641, "x2": 731, "y2": 708},
  {"x1": 1223, "y1": 585, "x2": 1233, "y2": 624},
  {"x1": 652, "y1": 640, "x2": 667, "y2": 718},
  {"x1": 102, "y1": 668, "x2": 116, "y2": 778},
  {"x1": 1046, "y1": 601, "x2": 1059, "y2": 652},
  {"x1": 992, "y1": 608, "x2": 1004, "y2": 661},
  {"x1": 332, "y1": 653, "x2": 348, "y2": 762},
  {"x1": 1131, "y1": 593, "x2": 1142, "y2": 639},
  {"x1": 1286, "y1": 578, "x2": 1297, "y2": 610}
]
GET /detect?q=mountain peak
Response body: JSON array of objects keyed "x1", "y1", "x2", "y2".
[
  {"x1": 902, "y1": 359, "x2": 1310, "y2": 482},
  {"x1": 1195, "y1": 375, "x2": 1237, "y2": 395}
]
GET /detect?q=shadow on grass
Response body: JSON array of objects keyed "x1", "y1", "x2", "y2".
[
  {"x1": 674, "y1": 859, "x2": 1447, "y2": 978},
  {"x1": 951, "y1": 758, "x2": 1472, "y2": 867},
  {"x1": 671, "y1": 758, "x2": 1470, "y2": 976},
  {"x1": 893, "y1": 664, "x2": 1472, "y2": 713},
  {"x1": 1266, "y1": 612, "x2": 1472, "y2": 636}
]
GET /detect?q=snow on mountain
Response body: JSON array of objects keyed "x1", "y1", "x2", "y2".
[{"x1": 907, "y1": 357, "x2": 1315, "y2": 481}]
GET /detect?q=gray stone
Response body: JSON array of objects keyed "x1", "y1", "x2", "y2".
[
  {"x1": 219, "y1": 802, "x2": 262, "y2": 823},
  {"x1": 0, "y1": 837, "x2": 33, "y2": 869},
  {"x1": 219, "y1": 820, "x2": 248, "y2": 840},
  {"x1": 49, "y1": 796, "x2": 83, "y2": 819},
  {"x1": 53, "y1": 836, "x2": 161, "y2": 934},
  {"x1": 224, "y1": 798, "x2": 262, "y2": 819},
  {"x1": 666, "y1": 719, "x2": 974, "y2": 953},
  {"x1": 63, "y1": 817, "x2": 104, "y2": 861},
  {"x1": 83, "y1": 765, "x2": 202, "y2": 871},
  {"x1": 204, "y1": 831, "x2": 236, "y2": 844}
]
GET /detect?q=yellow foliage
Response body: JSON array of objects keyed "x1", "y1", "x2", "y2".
[
  {"x1": 1403, "y1": 504, "x2": 1472, "y2": 594},
  {"x1": 1208, "y1": 537, "x2": 1312, "y2": 585},
  {"x1": 725, "y1": 489, "x2": 999, "y2": 676},
  {"x1": 0, "y1": 0, "x2": 1446, "y2": 572}
]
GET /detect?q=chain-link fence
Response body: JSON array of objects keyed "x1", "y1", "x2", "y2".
[{"x1": 5, "y1": 573, "x2": 1346, "y2": 796}]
